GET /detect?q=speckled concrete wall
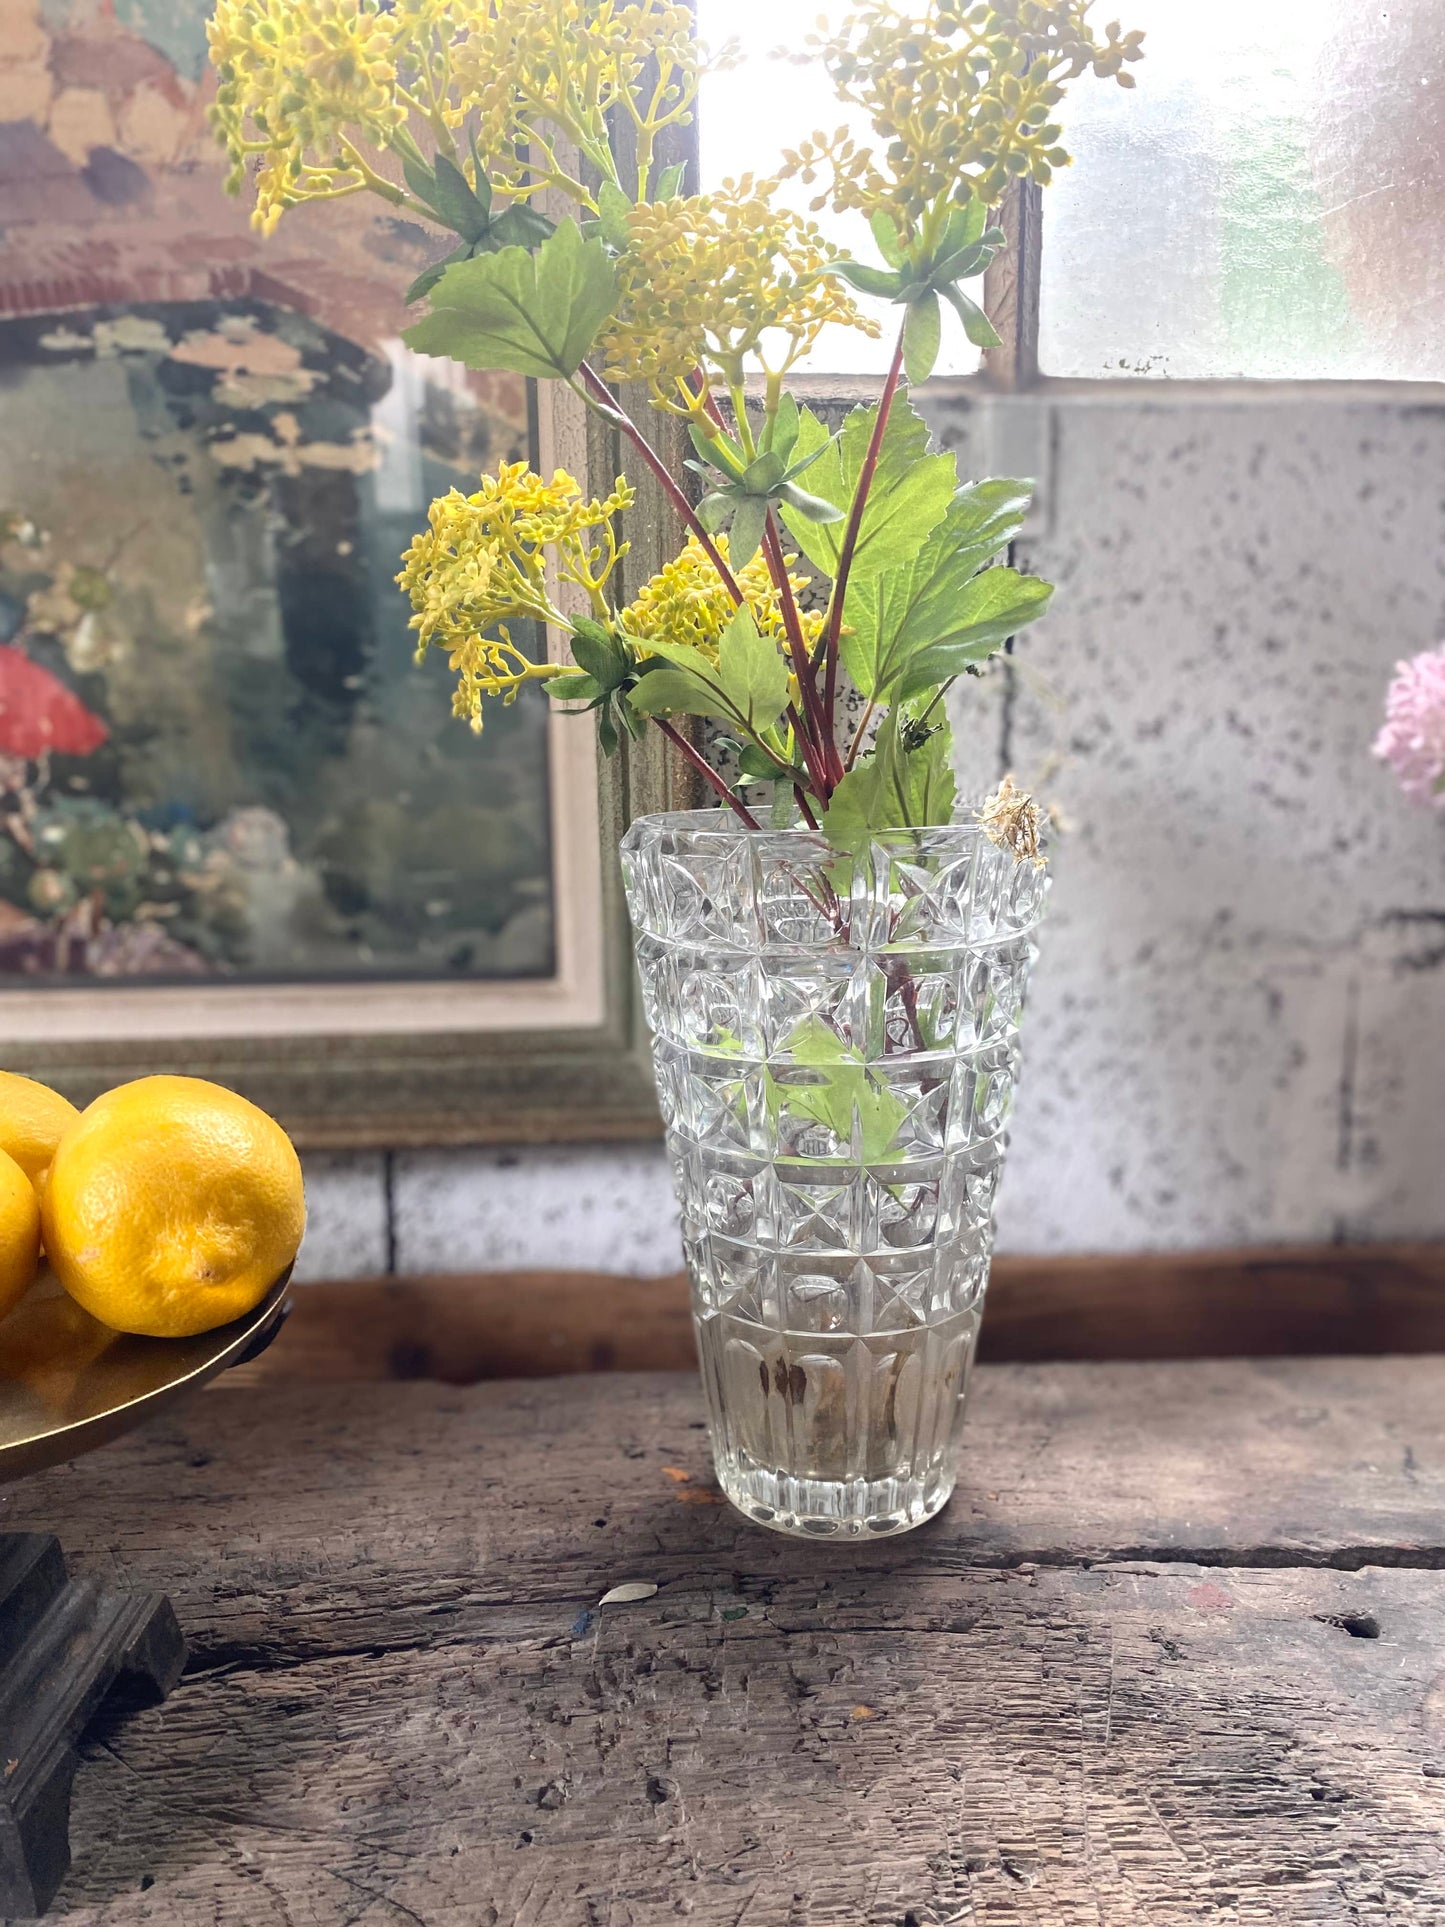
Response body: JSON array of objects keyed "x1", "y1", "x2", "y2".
[{"x1": 292, "y1": 388, "x2": 1445, "y2": 1279}]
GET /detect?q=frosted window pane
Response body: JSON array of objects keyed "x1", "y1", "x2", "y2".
[
  {"x1": 1040, "y1": 0, "x2": 1445, "y2": 380},
  {"x1": 695, "y1": 0, "x2": 982, "y2": 377}
]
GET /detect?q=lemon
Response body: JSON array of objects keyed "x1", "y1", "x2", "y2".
[
  {"x1": 0, "y1": 1146, "x2": 41, "y2": 1319},
  {"x1": 0, "y1": 1070, "x2": 80, "y2": 1202},
  {"x1": 42, "y1": 1075, "x2": 305, "y2": 1338}
]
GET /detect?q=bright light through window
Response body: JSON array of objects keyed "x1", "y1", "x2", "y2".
[
  {"x1": 694, "y1": 0, "x2": 984, "y2": 378},
  {"x1": 1039, "y1": 0, "x2": 1445, "y2": 379}
]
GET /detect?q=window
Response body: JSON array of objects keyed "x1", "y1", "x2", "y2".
[{"x1": 700, "y1": 0, "x2": 1445, "y2": 385}]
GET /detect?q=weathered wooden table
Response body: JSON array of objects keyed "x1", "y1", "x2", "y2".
[{"x1": 3, "y1": 1358, "x2": 1443, "y2": 1924}]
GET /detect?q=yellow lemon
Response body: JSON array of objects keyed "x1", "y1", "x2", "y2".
[
  {"x1": 0, "y1": 1070, "x2": 80, "y2": 1203},
  {"x1": 42, "y1": 1076, "x2": 305, "y2": 1338},
  {"x1": 0, "y1": 1146, "x2": 41, "y2": 1319}
]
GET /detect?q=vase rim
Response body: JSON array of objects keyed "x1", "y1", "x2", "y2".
[{"x1": 621, "y1": 803, "x2": 1036, "y2": 852}]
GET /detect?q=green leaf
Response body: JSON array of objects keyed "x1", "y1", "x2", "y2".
[
  {"x1": 596, "y1": 702, "x2": 619, "y2": 757},
  {"x1": 597, "y1": 179, "x2": 633, "y2": 250},
  {"x1": 402, "y1": 153, "x2": 444, "y2": 214},
  {"x1": 903, "y1": 292, "x2": 941, "y2": 384},
  {"x1": 429, "y1": 153, "x2": 491, "y2": 242},
  {"x1": 767, "y1": 1018, "x2": 908, "y2": 1165},
  {"x1": 545, "y1": 670, "x2": 602, "y2": 701},
  {"x1": 893, "y1": 569, "x2": 1052, "y2": 699},
  {"x1": 627, "y1": 666, "x2": 724, "y2": 721},
  {"x1": 404, "y1": 241, "x2": 469, "y2": 306},
  {"x1": 841, "y1": 480, "x2": 1039, "y2": 700},
  {"x1": 727, "y1": 494, "x2": 768, "y2": 569},
  {"x1": 741, "y1": 448, "x2": 786, "y2": 495},
  {"x1": 769, "y1": 391, "x2": 800, "y2": 463},
  {"x1": 655, "y1": 161, "x2": 687, "y2": 200},
  {"x1": 934, "y1": 197, "x2": 987, "y2": 261},
  {"x1": 778, "y1": 481, "x2": 844, "y2": 524},
  {"x1": 778, "y1": 396, "x2": 956, "y2": 585},
  {"x1": 870, "y1": 208, "x2": 906, "y2": 268},
  {"x1": 833, "y1": 259, "x2": 906, "y2": 299},
  {"x1": 487, "y1": 203, "x2": 554, "y2": 248},
  {"x1": 820, "y1": 705, "x2": 957, "y2": 859},
  {"x1": 942, "y1": 284, "x2": 1002, "y2": 350},
  {"x1": 403, "y1": 219, "x2": 616, "y2": 380},
  {"x1": 715, "y1": 605, "x2": 788, "y2": 734},
  {"x1": 569, "y1": 620, "x2": 630, "y2": 691}
]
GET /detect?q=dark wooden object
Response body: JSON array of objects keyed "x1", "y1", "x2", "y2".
[
  {"x1": 5, "y1": 1357, "x2": 1445, "y2": 1922},
  {"x1": 0, "y1": 1535, "x2": 185, "y2": 1919},
  {"x1": 230, "y1": 1243, "x2": 1445, "y2": 1383}
]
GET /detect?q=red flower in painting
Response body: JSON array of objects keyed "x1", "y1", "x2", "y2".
[{"x1": 0, "y1": 646, "x2": 108, "y2": 759}]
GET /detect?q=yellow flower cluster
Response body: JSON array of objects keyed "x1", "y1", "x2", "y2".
[
  {"x1": 619, "y1": 532, "x2": 823, "y2": 664},
  {"x1": 396, "y1": 463, "x2": 633, "y2": 731},
  {"x1": 598, "y1": 182, "x2": 877, "y2": 401},
  {"x1": 208, "y1": 0, "x2": 406, "y2": 234},
  {"x1": 448, "y1": 0, "x2": 700, "y2": 204},
  {"x1": 783, "y1": 1, "x2": 1144, "y2": 235},
  {"x1": 208, "y1": 0, "x2": 706, "y2": 234}
]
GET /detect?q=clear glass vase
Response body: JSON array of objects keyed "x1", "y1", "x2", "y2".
[{"x1": 621, "y1": 808, "x2": 1047, "y2": 1538}]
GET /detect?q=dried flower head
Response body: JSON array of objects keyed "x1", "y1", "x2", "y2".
[
  {"x1": 783, "y1": 0, "x2": 1144, "y2": 239},
  {"x1": 620, "y1": 531, "x2": 824, "y2": 664},
  {"x1": 396, "y1": 462, "x2": 633, "y2": 730},
  {"x1": 1374, "y1": 642, "x2": 1445, "y2": 810},
  {"x1": 598, "y1": 182, "x2": 877, "y2": 399},
  {"x1": 981, "y1": 773, "x2": 1045, "y2": 866}
]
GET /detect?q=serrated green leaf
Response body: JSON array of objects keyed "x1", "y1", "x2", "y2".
[
  {"x1": 627, "y1": 666, "x2": 729, "y2": 722},
  {"x1": 870, "y1": 208, "x2": 906, "y2": 267},
  {"x1": 841, "y1": 480, "x2": 1040, "y2": 700},
  {"x1": 942, "y1": 283, "x2": 1003, "y2": 350},
  {"x1": 403, "y1": 220, "x2": 616, "y2": 379},
  {"x1": 716, "y1": 605, "x2": 788, "y2": 733},
  {"x1": 820, "y1": 704, "x2": 956, "y2": 860},
  {"x1": 766, "y1": 1017, "x2": 909, "y2": 1164},
  {"x1": 893, "y1": 570, "x2": 1052, "y2": 698},
  {"x1": 903, "y1": 292, "x2": 941, "y2": 384},
  {"x1": 778, "y1": 396, "x2": 956, "y2": 585},
  {"x1": 429, "y1": 152, "x2": 491, "y2": 242},
  {"x1": 597, "y1": 178, "x2": 633, "y2": 250}
]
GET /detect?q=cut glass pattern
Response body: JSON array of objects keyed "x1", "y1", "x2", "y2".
[{"x1": 622, "y1": 810, "x2": 1047, "y2": 1537}]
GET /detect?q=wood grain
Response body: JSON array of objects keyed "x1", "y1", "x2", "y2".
[
  {"x1": 1, "y1": 1360, "x2": 1442, "y2": 1923},
  {"x1": 245, "y1": 1244, "x2": 1445, "y2": 1384}
]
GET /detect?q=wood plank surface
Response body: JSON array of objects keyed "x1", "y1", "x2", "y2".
[
  {"x1": 256, "y1": 1244, "x2": 1445, "y2": 1382},
  {"x1": 1, "y1": 1360, "x2": 1443, "y2": 1924}
]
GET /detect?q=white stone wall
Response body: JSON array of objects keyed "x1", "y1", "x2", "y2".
[{"x1": 294, "y1": 390, "x2": 1445, "y2": 1281}]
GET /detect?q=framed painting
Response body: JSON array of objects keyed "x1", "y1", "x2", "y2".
[{"x1": 0, "y1": 0, "x2": 696, "y2": 1144}]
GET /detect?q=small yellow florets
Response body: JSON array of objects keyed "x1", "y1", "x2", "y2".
[
  {"x1": 619, "y1": 532, "x2": 823, "y2": 663},
  {"x1": 396, "y1": 463, "x2": 633, "y2": 731},
  {"x1": 208, "y1": 0, "x2": 406, "y2": 234},
  {"x1": 783, "y1": 0, "x2": 1144, "y2": 238},
  {"x1": 598, "y1": 181, "x2": 877, "y2": 399}
]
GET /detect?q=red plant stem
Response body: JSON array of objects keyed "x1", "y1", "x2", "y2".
[
  {"x1": 793, "y1": 784, "x2": 820, "y2": 831},
  {"x1": 817, "y1": 318, "x2": 907, "y2": 739},
  {"x1": 762, "y1": 513, "x2": 839, "y2": 795},
  {"x1": 654, "y1": 716, "x2": 761, "y2": 829},
  {"x1": 577, "y1": 361, "x2": 744, "y2": 607}
]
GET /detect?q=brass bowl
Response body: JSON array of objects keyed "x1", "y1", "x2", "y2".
[{"x1": 0, "y1": 1266, "x2": 291, "y2": 1483}]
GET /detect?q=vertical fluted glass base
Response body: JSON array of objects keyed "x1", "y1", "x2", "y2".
[{"x1": 621, "y1": 808, "x2": 1045, "y2": 1539}]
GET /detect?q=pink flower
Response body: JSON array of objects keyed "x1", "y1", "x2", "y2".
[{"x1": 1374, "y1": 643, "x2": 1445, "y2": 810}]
